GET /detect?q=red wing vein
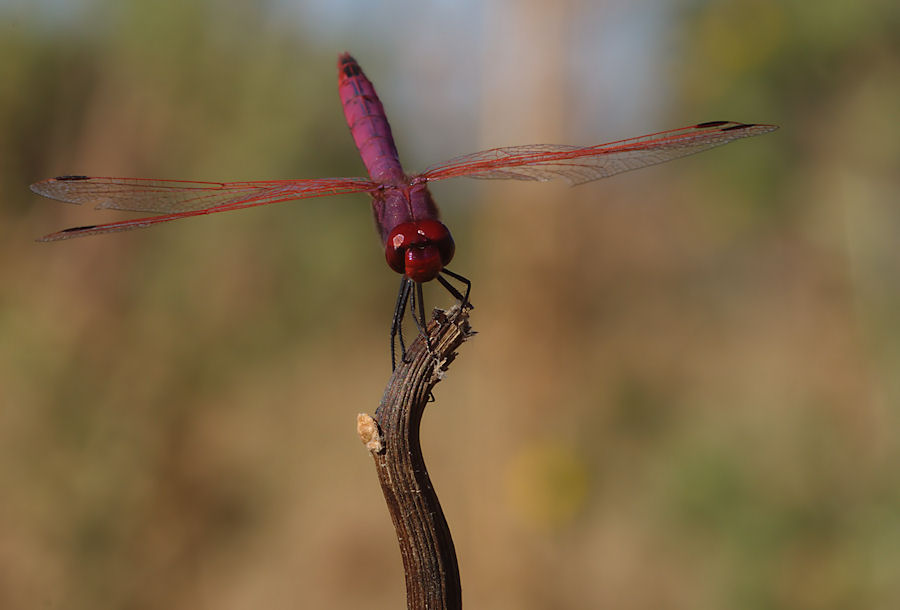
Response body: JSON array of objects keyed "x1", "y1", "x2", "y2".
[
  {"x1": 31, "y1": 176, "x2": 377, "y2": 241},
  {"x1": 420, "y1": 122, "x2": 778, "y2": 185}
]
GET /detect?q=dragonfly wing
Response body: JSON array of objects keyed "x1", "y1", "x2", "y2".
[
  {"x1": 419, "y1": 121, "x2": 778, "y2": 185},
  {"x1": 31, "y1": 176, "x2": 377, "y2": 241},
  {"x1": 30, "y1": 176, "x2": 376, "y2": 212}
]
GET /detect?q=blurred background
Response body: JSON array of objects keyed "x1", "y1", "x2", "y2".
[{"x1": 1, "y1": 0, "x2": 898, "y2": 608}]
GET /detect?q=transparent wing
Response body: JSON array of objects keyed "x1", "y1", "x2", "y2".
[
  {"x1": 419, "y1": 121, "x2": 778, "y2": 185},
  {"x1": 31, "y1": 176, "x2": 377, "y2": 241}
]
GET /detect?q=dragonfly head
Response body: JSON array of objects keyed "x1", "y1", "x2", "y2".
[{"x1": 385, "y1": 220, "x2": 455, "y2": 283}]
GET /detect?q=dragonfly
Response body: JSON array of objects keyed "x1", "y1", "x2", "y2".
[{"x1": 31, "y1": 53, "x2": 777, "y2": 369}]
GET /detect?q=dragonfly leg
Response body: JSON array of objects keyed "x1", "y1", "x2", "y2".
[
  {"x1": 391, "y1": 277, "x2": 413, "y2": 370},
  {"x1": 391, "y1": 271, "x2": 471, "y2": 371},
  {"x1": 409, "y1": 281, "x2": 434, "y2": 356},
  {"x1": 410, "y1": 281, "x2": 438, "y2": 403},
  {"x1": 437, "y1": 268, "x2": 473, "y2": 309}
]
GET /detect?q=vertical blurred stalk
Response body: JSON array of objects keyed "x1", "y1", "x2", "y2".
[
  {"x1": 474, "y1": 0, "x2": 580, "y2": 598},
  {"x1": 477, "y1": 3, "x2": 577, "y2": 420},
  {"x1": 479, "y1": 0, "x2": 574, "y2": 372}
]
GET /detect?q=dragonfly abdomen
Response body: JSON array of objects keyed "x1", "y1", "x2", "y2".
[{"x1": 338, "y1": 53, "x2": 404, "y2": 184}]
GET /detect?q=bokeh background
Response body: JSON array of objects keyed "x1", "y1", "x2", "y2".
[{"x1": 2, "y1": 0, "x2": 898, "y2": 608}]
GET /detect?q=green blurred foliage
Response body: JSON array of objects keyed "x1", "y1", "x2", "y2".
[{"x1": 1, "y1": 0, "x2": 898, "y2": 609}]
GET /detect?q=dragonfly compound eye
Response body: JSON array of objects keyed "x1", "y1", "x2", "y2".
[{"x1": 385, "y1": 221, "x2": 455, "y2": 282}]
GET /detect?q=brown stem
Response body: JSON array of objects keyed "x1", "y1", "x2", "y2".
[{"x1": 357, "y1": 303, "x2": 473, "y2": 610}]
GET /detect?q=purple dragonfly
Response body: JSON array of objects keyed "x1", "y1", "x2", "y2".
[{"x1": 31, "y1": 53, "x2": 777, "y2": 368}]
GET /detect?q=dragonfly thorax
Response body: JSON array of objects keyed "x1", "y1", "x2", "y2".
[{"x1": 385, "y1": 220, "x2": 455, "y2": 283}]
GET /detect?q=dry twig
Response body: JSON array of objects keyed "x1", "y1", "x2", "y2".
[{"x1": 358, "y1": 303, "x2": 473, "y2": 609}]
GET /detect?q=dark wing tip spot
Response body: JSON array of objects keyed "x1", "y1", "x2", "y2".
[
  {"x1": 696, "y1": 121, "x2": 730, "y2": 128},
  {"x1": 721, "y1": 123, "x2": 755, "y2": 131},
  {"x1": 62, "y1": 225, "x2": 97, "y2": 233},
  {"x1": 55, "y1": 175, "x2": 90, "y2": 181}
]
